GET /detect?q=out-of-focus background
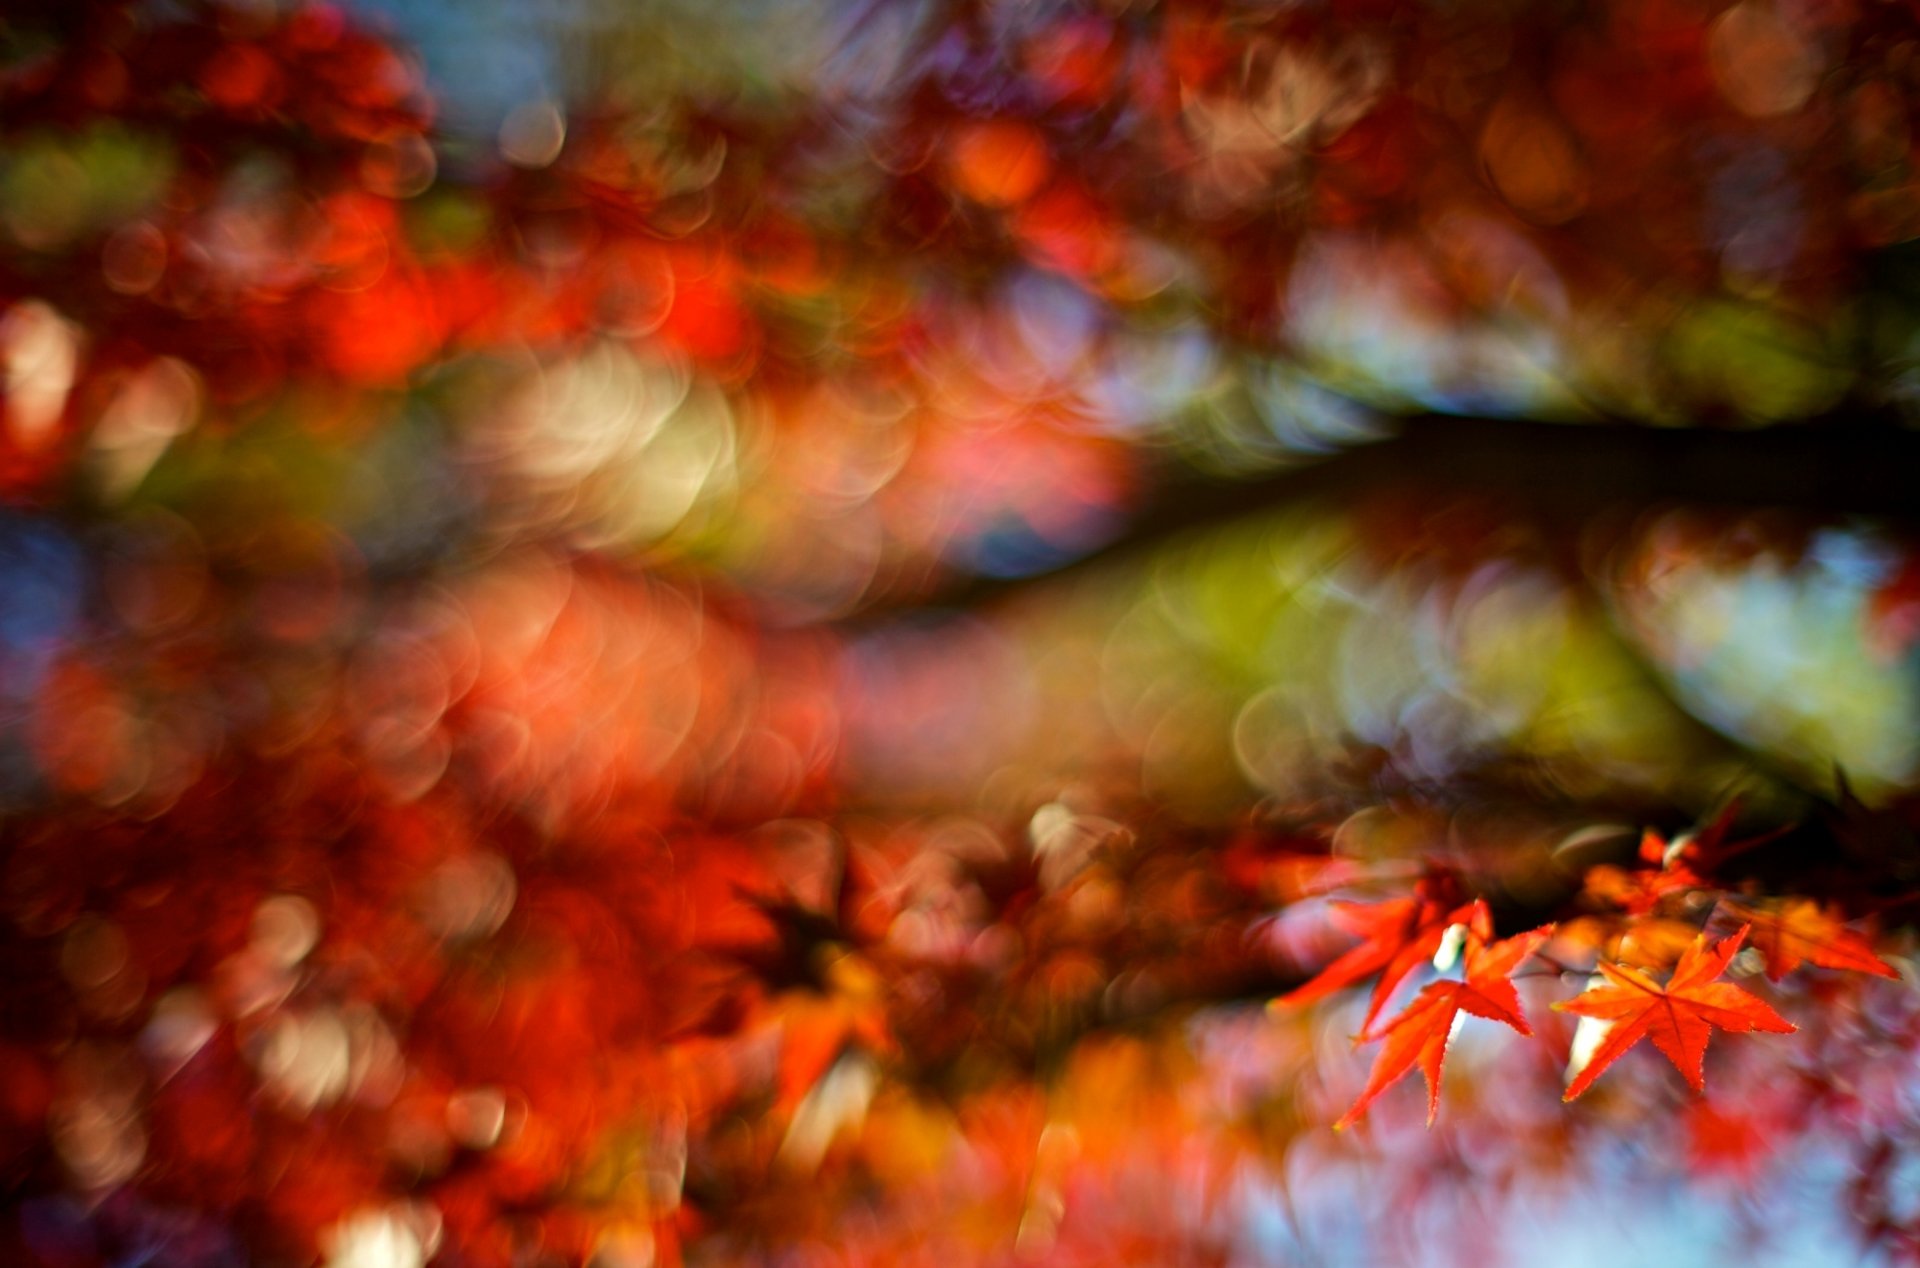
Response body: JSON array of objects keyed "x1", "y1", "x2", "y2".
[{"x1": 4, "y1": 0, "x2": 1920, "y2": 1264}]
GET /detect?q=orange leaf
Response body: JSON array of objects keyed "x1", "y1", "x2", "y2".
[
  {"x1": 1555, "y1": 926, "x2": 1795, "y2": 1101},
  {"x1": 1280, "y1": 882, "x2": 1491, "y2": 1037},
  {"x1": 1336, "y1": 925, "x2": 1552, "y2": 1129},
  {"x1": 1586, "y1": 827, "x2": 1710, "y2": 916},
  {"x1": 1721, "y1": 898, "x2": 1898, "y2": 981},
  {"x1": 947, "y1": 120, "x2": 1051, "y2": 207}
]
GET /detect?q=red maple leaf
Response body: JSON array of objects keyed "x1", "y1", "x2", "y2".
[
  {"x1": 1719, "y1": 898, "x2": 1898, "y2": 981},
  {"x1": 1336, "y1": 925, "x2": 1552, "y2": 1129},
  {"x1": 1588, "y1": 807, "x2": 1791, "y2": 917},
  {"x1": 1685, "y1": 1097, "x2": 1773, "y2": 1180},
  {"x1": 1280, "y1": 879, "x2": 1490, "y2": 1036},
  {"x1": 1555, "y1": 926, "x2": 1796, "y2": 1101},
  {"x1": 1586, "y1": 827, "x2": 1712, "y2": 917}
]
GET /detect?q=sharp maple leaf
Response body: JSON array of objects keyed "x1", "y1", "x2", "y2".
[
  {"x1": 1336, "y1": 925, "x2": 1552, "y2": 1130},
  {"x1": 1555, "y1": 926, "x2": 1795, "y2": 1101},
  {"x1": 1720, "y1": 898, "x2": 1898, "y2": 981},
  {"x1": 1280, "y1": 880, "x2": 1490, "y2": 1036}
]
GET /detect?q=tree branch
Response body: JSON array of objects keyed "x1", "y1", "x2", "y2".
[{"x1": 844, "y1": 409, "x2": 1920, "y2": 625}]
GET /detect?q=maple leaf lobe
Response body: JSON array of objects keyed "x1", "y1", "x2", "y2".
[
  {"x1": 1554, "y1": 926, "x2": 1795, "y2": 1102},
  {"x1": 1335, "y1": 925, "x2": 1551, "y2": 1130},
  {"x1": 1722, "y1": 898, "x2": 1898, "y2": 982},
  {"x1": 1281, "y1": 885, "x2": 1490, "y2": 1038}
]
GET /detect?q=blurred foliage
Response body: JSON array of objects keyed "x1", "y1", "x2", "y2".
[{"x1": 4, "y1": 0, "x2": 1920, "y2": 1266}]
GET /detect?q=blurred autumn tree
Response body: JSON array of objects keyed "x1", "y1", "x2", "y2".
[{"x1": 5, "y1": 0, "x2": 1920, "y2": 1264}]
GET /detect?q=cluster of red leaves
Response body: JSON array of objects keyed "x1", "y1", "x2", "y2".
[
  {"x1": 1284, "y1": 817, "x2": 1901, "y2": 1130},
  {"x1": 4, "y1": 542, "x2": 1916, "y2": 1265},
  {"x1": 13, "y1": 0, "x2": 1920, "y2": 501},
  {"x1": 2, "y1": 519, "x2": 1344, "y2": 1264},
  {"x1": 8, "y1": 1, "x2": 1920, "y2": 1264}
]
